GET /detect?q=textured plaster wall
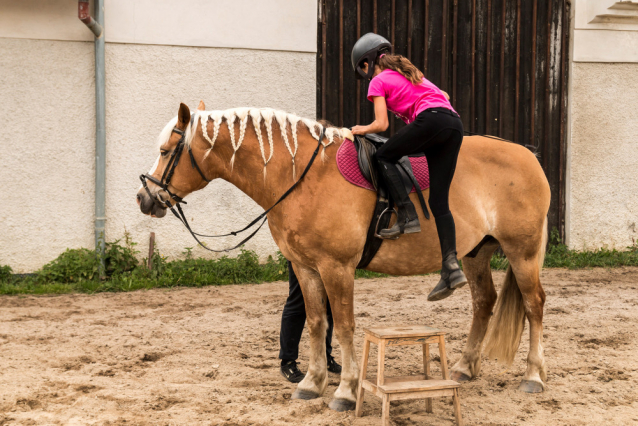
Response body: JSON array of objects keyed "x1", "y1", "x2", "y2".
[
  {"x1": 0, "y1": 39, "x2": 96, "y2": 273},
  {"x1": 0, "y1": 38, "x2": 315, "y2": 272},
  {"x1": 0, "y1": 0, "x2": 317, "y2": 52},
  {"x1": 568, "y1": 62, "x2": 638, "y2": 249}
]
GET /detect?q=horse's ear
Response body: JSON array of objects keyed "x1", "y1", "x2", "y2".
[
  {"x1": 197, "y1": 100, "x2": 205, "y2": 111},
  {"x1": 177, "y1": 103, "x2": 191, "y2": 128}
]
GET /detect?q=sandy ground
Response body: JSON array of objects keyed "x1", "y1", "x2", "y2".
[{"x1": 0, "y1": 267, "x2": 637, "y2": 425}]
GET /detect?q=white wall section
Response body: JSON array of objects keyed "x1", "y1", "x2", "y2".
[
  {"x1": 0, "y1": 0, "x2": 317, "y2": 52},
  {"x1": 0, "y1": 0, "x2": 317, "y2": 272}
]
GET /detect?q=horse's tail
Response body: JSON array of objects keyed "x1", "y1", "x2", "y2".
[{"x1": 484, "y1": 216, "x2": 548, "y2": 364}]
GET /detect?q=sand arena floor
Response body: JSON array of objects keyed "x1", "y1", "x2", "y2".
[{"x1": 0, "y1": 267, "x2": 637, "y2": 425}]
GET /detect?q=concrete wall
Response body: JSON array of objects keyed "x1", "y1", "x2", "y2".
[
  {"x1": 0, "y1": 1, "x2": 317, "y2": 272},
  {"x1": 566, "y1": 0, "x2": 638, "y2": 249},
  {"x1": 568, "y1": 63, "x2": 638, "y2": 249},
  {"x1": 0, "y1": 0, "x2": 317, "y2": 52}
]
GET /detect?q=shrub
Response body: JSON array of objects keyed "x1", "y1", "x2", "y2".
[{"x1": 0, "y1": 265, "x2": 13, "y2": 281}]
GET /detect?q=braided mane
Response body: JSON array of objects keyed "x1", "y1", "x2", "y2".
[{"x1": 177, "y1": 108, "x2": 348, "y2": 179}]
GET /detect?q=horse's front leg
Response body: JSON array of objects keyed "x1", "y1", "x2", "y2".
[
  {"x1": 318, "y1": 262, "x2": 358, "y2": 412},
  {"x1": 290, "y1": 263, "x2": 329, "y2": 400}
]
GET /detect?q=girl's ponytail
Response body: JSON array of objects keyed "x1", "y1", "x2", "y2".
[{"x1": 377, "y1": 54, "x2": 424, "y2": 85}]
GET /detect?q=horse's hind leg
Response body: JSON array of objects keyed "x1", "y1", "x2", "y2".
[
  {"x1": 489, "y1": 223, "x2": 548, "y2": 393},
  {"x1": 505, "y1": 251, "x2": 547, "y2": 392},
  {"x1": 450, "y1": 239, "x2": 499, "y2": 382},
  {"x1": 317, "y1": 262, "x2": 359, "y2": 412},
  {"x1": 290, "y1": 263, "x2": 329, "y2": 400}
]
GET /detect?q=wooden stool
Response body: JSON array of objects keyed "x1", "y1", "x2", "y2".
[{"x1": 355, "y1": 325, "x2": 463, "y2": 426}]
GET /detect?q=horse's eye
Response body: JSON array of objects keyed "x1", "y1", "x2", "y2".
[{"x1": 161, "y1": 150, "x2": 169, "y2": 157}]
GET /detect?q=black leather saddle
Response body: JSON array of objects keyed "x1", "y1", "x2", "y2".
[
  {"x1": 354, "y1": 133, "x2": 420, "y2": 195},
  {"x1": 353, "y1": 133, "x2": 431, "y2": 269}
]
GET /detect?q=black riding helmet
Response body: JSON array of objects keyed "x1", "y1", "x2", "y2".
[{"x1": 351, "y1": 33, "x2": 392, "y2": 80}]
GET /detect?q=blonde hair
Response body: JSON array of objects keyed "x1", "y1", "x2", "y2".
[{"x1": 377, "y1": 54, "x2": 424, "y2": 85}]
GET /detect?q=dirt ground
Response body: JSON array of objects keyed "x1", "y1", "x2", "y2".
[{"x1": 0, "y1": 267, "x2": 637, "y2": 426}]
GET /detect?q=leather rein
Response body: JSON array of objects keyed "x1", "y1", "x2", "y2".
[{"x1": 139, "y1": 115, "x2": 326, "y2": 253}]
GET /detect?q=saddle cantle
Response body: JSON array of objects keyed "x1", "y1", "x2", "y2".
[{"x1": 337, "y1": 133, "x2": 431, "y2": 269}]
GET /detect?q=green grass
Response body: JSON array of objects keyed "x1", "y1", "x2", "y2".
[
  {"x1": 489, "y1": 229, "x2": 638, "y2": 270},
  {"x1": 1, "y1": 230, "x2": 637, "y2": 295},
  {"x1": 0, "y1": 233, "x2": 387, "y2": 295}
]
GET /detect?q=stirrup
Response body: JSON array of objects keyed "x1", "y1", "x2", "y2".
[{"x1": 374, "y1": 207, "x2": 400, "y2": 240}]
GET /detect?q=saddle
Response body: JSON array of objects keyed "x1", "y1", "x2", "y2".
[{"x1": 352, "y1": 133, "x2": 431, "y2": 269}]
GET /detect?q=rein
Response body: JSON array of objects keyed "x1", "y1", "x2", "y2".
[{"x1": 140, "y1": 117, "x2": 326, "y2": 253}]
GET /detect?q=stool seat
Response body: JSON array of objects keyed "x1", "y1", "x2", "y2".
[
  {"x1": 355, "y1": 325, "x2": 463, "y2": 426},
  {"x1": 366, "y1": 325, "x2": 443, "y2": 339}
]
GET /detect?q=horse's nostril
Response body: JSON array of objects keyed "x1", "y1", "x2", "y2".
[{"x1": 137, "y1": 193, "x2": 142, "y2": 205}]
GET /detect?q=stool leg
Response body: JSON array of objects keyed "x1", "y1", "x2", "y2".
[
  {"x1": 377, "y1": 340, "x2": 386, "y2": 386},
  {"x1": 453, "y1": 388, "x2": 463, "y2": 426},
  {"x1": 355, "y1": 338, "x2": 371, "y2": 417},
  {"x1": 422, "y1": 343, "x2": 433, "y2": 413},
  {"x1": 438, "y1": 335, "x2": 450, "y2": 380},
  {"x1": 381, "y1": 394, "x2": 390, "y2": 426}
]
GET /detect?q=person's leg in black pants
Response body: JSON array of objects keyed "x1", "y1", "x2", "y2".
[
  {"x1": 279, "y1": 261, "x2": 341, "y2": 383},
  {"x1": 375, "y1": 108, "x2": 467, "y2": 301}
]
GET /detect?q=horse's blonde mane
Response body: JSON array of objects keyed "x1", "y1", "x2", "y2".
[{"x1": 156, "y1": 107, "x2": 348, "y2": 179}]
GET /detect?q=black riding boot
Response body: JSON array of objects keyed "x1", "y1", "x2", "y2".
[
  {"x1": 377, "y1": 160, "x2": 421, "y2": 239},
  {"x1": 427, "y1": 212, "x2": 467, "y2": 301}
]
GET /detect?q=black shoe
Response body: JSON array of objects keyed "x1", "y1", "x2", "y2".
[
  {"x1": 280, "y1": 360, "x2": 305, "y2": 383},
  {"x1": 327, "y1": 356, "x2": 342, "y2": 374},
  {"x1": 427, "y1": 213, "x2": 468, "y2": 302},
  {"x1": 376, "y1": 159, "x2": 421, "y2": 239},
  {"x1": 377, "y1": 215, "x2": 421, "y2": 239},
  {"x1": 427, "y1": 253, "x2": 468, "y2": 301}
]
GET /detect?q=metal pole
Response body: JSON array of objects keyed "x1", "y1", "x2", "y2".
[{"x1": 94, "y1": 0, "x2": 106, "y2": 276}]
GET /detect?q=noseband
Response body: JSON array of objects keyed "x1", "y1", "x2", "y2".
[{"x1": 139, "y1": 115, "x2": 326, "y2": 253}]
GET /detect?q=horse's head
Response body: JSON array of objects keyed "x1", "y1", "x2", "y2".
[{"x1": 136, "y1": 102, "x2": 211, "y2": 218}]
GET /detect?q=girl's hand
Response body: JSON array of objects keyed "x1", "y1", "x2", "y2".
[{"x1": 351, "y1": 125, "x2": 368, "y2": 135}]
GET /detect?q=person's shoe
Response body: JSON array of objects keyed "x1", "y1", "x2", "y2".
[
  {"x1": 377, "y1": 217, "x2": 421, "y2": 239},
  {"x1": 327, "y1": 356, "x2": 342, "y2": 374},
  {"x1": 280, "y1": 360, "x2": 305, "y2": 383},
  {"x1": 427, "y1": 253, "x2": 468, "y2": 302}
]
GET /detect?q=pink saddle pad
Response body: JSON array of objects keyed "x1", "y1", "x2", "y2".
[{"x1": 336, "y1": 139, "x2": 430, "y2": 192}]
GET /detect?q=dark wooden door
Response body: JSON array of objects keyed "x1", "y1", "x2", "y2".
[{"x1": 317, "y1": 0, "x2": 571, "y2": 240}]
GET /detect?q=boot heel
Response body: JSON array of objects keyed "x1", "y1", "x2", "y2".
[{"x1": 403, "y1": 221, "x2": 421, "y2": 234}]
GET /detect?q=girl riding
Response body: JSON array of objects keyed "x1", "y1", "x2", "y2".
[{"x1": 351, "y1": 33, "x2": 466, "y2": 301}]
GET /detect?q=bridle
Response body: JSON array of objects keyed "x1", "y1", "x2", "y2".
[
  {"x1": 139, "y1": 114, "x2": 209, "y2": 210},
  {"x1": 140, "y1": 114, "x2": 326, "y2": 253}
]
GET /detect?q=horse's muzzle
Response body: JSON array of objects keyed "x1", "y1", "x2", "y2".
[{"x1": 136, "y1": 188, "x2": 167, "y2": 218}]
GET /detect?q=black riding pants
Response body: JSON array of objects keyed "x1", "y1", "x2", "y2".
[
  {"x1": 279, "y1": 261, "x2": 334, "y2": 362},
  {"x1": 375, "y1": 107, "x2": 464, "y2": 218}
]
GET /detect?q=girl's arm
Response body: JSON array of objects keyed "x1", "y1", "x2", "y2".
[{"x1": 352, "y1": 96, "x2": 389, "y2": 135}]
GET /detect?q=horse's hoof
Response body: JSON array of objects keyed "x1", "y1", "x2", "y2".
[
  {"x1": 450, "y1": 371, "x2": 472, "y2": 382},
  {"x1": 292, "y1": 389, "x2": 321, "y2": 400},
  {"x1": 518, "y1": 379, "x2": 544, "y2": 393},
  {"x1": 328, "y1": 398, "x2": 356, "y2": 412}
]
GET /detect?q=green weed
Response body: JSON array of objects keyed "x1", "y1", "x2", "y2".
[{"x1": 2, "y1": 229, "x2": 637, "y2": 296}]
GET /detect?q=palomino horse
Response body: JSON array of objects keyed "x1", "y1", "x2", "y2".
[{"x1": 136, "y1": 101, "x2": 550, "y2": 411}]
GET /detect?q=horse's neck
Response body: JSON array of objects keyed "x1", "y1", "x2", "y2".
[{"x1": 205, "y1": 127, "x2": 322, "y2": 210}]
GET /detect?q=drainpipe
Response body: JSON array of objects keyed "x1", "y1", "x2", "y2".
[{"x1": 79, "y1": 0, "x2": 106, "y2": 275}]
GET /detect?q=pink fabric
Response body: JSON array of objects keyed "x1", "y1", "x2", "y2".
[
  {"x1": 367, "y1": 69, "x2": 456, "y2": 124},
  {"x1": 336, "y1": 139, "x2": 430, "y2": 192}
]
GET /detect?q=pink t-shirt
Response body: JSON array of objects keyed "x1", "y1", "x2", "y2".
[{"x1": 367, "y1": 69, "x2": 456, "y2": 124}]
